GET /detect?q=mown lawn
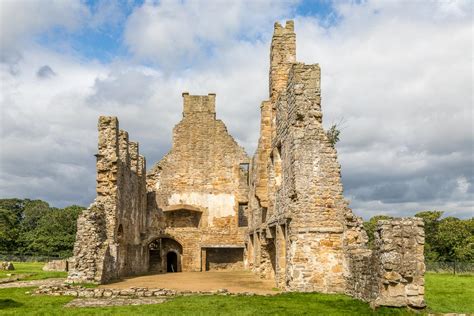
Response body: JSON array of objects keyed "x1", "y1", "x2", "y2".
[
  {"x1": 0, "y1": 287, "x2": 410, "y2": 316},
  {"x1": 424, "y1": 272, "x2": 474, "y2": 314},
  {"x1": 0, "y1": 271, "x2": 472, "y2": 315},
  {"x1": 0, "y1": 262, "x2": 67, "y2": 281}
]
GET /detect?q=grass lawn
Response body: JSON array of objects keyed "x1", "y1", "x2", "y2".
[
  {"x1": 0, "y1": 272, "x2": 472, "y2": 315},
  {"x1": 0, "y1": 287, "x2": 410, "y2": 316},
  {"x1": 425, "y1": 272, "x2": 474, "y2": 314},
  {"x1": 0, "y1": 262, "x2": 67, "y2": 281}
]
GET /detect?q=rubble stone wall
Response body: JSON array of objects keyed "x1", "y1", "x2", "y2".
[
  {"x1": 245, "y1": 20, "x2": 426, "y2": 308},
  {"x1": 146, "y1": 93, "x2": 250, "y2": 272},
  {"x1": 67, "y1": 19, "x2": 425, "y2": 309},
  {"x1": 68, "y1": 116, "x2": 147, "y2": 284}
]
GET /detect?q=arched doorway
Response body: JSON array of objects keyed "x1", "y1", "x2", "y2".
[
  {"x1": 167, "y1": 252, "x2": 178, "y2": 272},
  {"x1": 148, "y1": 237, "x2": 182, "y2": 273}
]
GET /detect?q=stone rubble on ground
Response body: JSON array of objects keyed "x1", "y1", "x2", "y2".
[{"x1": 0, "y1": 262, "x2": 15, "y2": 271}]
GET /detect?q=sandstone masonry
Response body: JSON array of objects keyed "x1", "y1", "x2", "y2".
[{"x1": 68, "y1": 20, "x2": 425, "y2": 308}]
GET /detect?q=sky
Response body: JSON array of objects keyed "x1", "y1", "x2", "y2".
[{"x1": 0, "y1": 0, "x2": 472, "y2": 220}]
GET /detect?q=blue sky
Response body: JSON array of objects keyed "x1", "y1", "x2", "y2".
[{"x1": 0, "y1": 0, "x2": 472, "y2": 219}]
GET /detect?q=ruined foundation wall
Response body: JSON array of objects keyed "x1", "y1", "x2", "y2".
[
  {"x1": 68, "y1": 116, "x2": 147, "y2": 283},
  {"x1": 146, "y1": 94, "x2": 249, "y2": 272}
]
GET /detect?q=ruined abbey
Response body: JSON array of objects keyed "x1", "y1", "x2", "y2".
[{"x1": 68, "y1": 21, "x2": 426, "y2": 308}]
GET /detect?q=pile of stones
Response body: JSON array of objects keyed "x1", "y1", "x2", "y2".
[{"x1": 0, "y1": 262, "x2": 14, "y2": 270}]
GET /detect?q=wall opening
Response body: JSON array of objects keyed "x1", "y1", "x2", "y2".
[
  {"x1": 165, "y1": 209, "x2": 201, "y2": 228},
  {"x1": 238, "y1": 203, "x2": 248, "y2": 227},
  {"x1": 167, "y1": 252, "x2": 178, "y2": 272},
  {"x1": 262, "y1": 207, "x2": 267, "y2": 223},
  {"x1": 205, "y1": 248, "x2": 244, "y2": 271},
  {"x1": 148, "y1": 237, "x2": 182, "y2": 273},
  {"x1": 148, "y1": 239, "x2": 161, "y2": 272},
  {"x1": 271, "y1": 145, "x2": 282, "y2": 187},
  {"x1": 239, "y1": 163, "x2": 249, "y2": 184}
]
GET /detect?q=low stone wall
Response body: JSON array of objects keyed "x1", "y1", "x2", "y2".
[{"x1": 34, "y1": 285, "x2": 256, "y2": 298}]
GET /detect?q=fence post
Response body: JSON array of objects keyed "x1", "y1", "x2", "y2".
[{"x1": 453, "y1": 260, "x2": 456, "y2": 275}]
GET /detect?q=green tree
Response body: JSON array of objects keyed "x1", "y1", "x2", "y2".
[
  {"x1": 0, "y1": 198, "x2": 84, "y2": 257},
  {"x1": 415, "y1": 210, "x2": 444, "y2": 261},
  {"x1": 0, "y1": 199, "x2": 25, "y2": 252},
  {"x1": 436, "y1": 217, "x2": 474, "y2": 262},
  {"x1": 326, "y1": 124, "x2": 341, "y2": 147}
]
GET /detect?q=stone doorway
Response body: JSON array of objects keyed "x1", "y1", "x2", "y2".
[
  {"x1": 167, "y1": 252, "x2": 178, "y2": 272},
  {"x1": 148, "y1": 237, "x2": 182, "y2": 273}
]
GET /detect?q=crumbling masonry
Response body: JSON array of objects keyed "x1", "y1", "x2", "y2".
[{"x1": 68, "y1": 21, "x2": 425, "y2": 308}]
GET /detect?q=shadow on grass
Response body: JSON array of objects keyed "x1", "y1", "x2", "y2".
[{"x1": 0, "y1": 298, "x2": 23, "y2": 309}]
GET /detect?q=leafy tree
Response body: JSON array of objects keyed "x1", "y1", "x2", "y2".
[
  {"x1": 0, "y1": 198, "x2": 84, "y2": 257},
  {"x1": 435, "y1": 217, "x2": 474, "y2": 262},
  {"x1": 415, "y1": 211, "x2": 444, "y2": 261},
  {"x1": 0, "y1": 199, "x2": 25, "y2": 252}
]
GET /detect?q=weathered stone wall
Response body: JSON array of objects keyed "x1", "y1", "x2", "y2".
[
  {"x1": 146, "y1": 93, "x2": 249, "y2": 272},
  {"x1": 43, "y1": 260, "x2": 68, "y2": 272},
  {"x1": 67, "y1": 19, "x2": 425, "y2": 309},
  {"x1": 246, "y1": 20, "x2": 425, "y2": 308},
  {"x1": 373, "y1": 218, "x2": 425, "y2": 308},
  {"x1": 68, "y1": 116, "x2": 147, "y2": 284}
]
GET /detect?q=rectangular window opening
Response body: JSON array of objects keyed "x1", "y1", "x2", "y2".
[{"x1": 238, "y1": 203, "x2": 248, "y2": 227}]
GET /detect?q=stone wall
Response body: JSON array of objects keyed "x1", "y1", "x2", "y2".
[
  {"x1": 146, "y1": 93, "x2": 249, "y2": 272},
  {"x1": 68, "y1": 116, "x2": 147, "y2": 284},
  {"x1": 245, "y1": 20, "x2": 425, "y2": 308},
  {"x1": 67, "y1": 19, "x2": 425, "y2": 309},
  {"x1": 43, "y1": 260, "x2": 68, "y2": 272}
]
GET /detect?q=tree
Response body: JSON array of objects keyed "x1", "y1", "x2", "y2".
[
  {"x1": 326, "y1": 124, "x2": 341, "y2": 147},
  {"x1": 415, "y1": 211, "x2": 443, "y2": 261},
  {"x1": 0, "y1": 198, "x2": 85, "y2": 257},
  {"x1": 0, "y1": 199, "x2": 25, "y2": 252},
  {"x1": 435, "y1": 217, "x2": 474, "y2": 262}
]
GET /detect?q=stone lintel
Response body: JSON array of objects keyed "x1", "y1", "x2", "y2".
[
  {"x1": 201, "y1": 245, "x2": 244, "y2": 249},
  {"x1": 296, "y1": 227, "x2": 344, "y2": 234},
  {"x1": 163, "y1": 204, "x2": 202, "y2": 213}
]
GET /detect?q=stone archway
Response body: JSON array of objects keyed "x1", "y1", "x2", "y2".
[{"x1": 148, "y1": 237, "x2": 183, "y2": 273}]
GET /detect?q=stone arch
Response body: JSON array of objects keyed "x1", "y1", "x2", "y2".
[{"x1": 147, "y1": 236, "x2": 183, "y2": 273}]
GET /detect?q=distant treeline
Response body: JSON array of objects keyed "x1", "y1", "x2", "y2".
[
  {"x1": 364, "y1": 211, "x2": 474, "y2": 262},
  {"x1": 0, "y1": 199, "x2": 84, "y2": 258},
  {"x1": 0, "y1": 198, "x2": 473, "y2": 262}
]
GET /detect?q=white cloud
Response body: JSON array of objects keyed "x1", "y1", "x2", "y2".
[
  {"x1": 124, "y1": 0, "x2": 296, "y2": 67},
  {"x1": 295, "y1": 0, "x2": 473, "y2": 218},
  {"x1": 0, "y1": 0, "x2": 88, "y2": 62},
  {"x1": 0, "y1": 0, "x2": 472, "y2": 220}
]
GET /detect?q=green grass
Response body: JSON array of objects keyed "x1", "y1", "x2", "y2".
[
  {"x1": 0, "y1": 262, "x2": 67, "y2": 281},
  {"x1": 0, "y1": 287, "x2": 409, "y2": 316},
  {"x1": 425, "y1": 272, "x2": 474, "y2": 314},
  {"x1": 0, "y1": 273, "x2": 471, "y2": 315}
]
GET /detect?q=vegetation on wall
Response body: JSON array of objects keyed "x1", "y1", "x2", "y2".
[{"x1": 0, "y1": 199, "x2": 84, "y2": 258}]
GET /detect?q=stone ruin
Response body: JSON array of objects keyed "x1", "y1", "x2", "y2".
[{"x1": 68, "y1": 20, "x2": 425, "y2": 308}]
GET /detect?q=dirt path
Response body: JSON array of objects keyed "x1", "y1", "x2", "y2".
[
  {"x1": 101, "y1": 271, "x2": 278, "y2": 295},
  {"x1": 0, "y1": 278, "x2": 65, "y2": 289}
]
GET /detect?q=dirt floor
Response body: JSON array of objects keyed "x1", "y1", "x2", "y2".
[{"x1": 100, "y1": 271, "x2": 278, "y2": 295}]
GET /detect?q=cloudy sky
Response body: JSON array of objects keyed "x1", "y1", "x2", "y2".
[{"x1": 0, "y1": 0, "x2": 472, "y2": 219}]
